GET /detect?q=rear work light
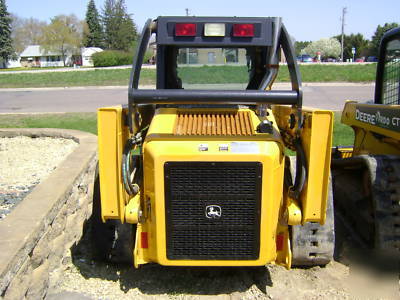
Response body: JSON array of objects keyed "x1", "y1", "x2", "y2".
[
  {"x1": 233, "y1": 24, "x2": 254, "y2": 37},
  {"x1": 204, "y1": 23, "x2": 225, "y2": 36},
  {"x1": 175, "y1": 23, "x2": 196, "y2": 36}
]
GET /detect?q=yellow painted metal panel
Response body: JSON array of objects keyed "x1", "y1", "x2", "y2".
[
  {"x1": 271, "y1": 105, "x2": 333, "y2": 224},
  {"x1": 341, "y1": 101, "x2": 400, "y2": 156},
  {"x1": 300, "y1": 109, "x2": 333, "y2": 224},
  {"x1": 97, "y1": 106, "x2": 128, "y2": 222},
  {"x1": 140, "y1": 138, "x2": 285, "y2": 267}
]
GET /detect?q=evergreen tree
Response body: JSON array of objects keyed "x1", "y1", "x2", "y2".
[
  {"x1": 370, "y1": 23, "x2": 399, "y2": 56},
  {"x1": 102, "y1": 0, "x2": 137, "y2": 51},
  {"x1": 0, "y1": 0, "x2": 14, "y2": 67},
  {"x1": 84, "y1": 0, "x2": 103, "y2": 48}
]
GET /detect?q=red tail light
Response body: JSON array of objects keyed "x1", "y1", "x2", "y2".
[
  {"x1": 175, "y1": 23, "x2": 197, "y2": 36},
  {"x1": 233, "y1": 24, "x2": 254, "y2": 37}
]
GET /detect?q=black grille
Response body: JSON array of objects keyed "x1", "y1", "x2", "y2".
[{"x1": 164, "y1": 161, "x2": 262, "y2": 260}]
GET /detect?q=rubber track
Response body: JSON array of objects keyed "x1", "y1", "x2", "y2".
[
  {"x1": 288, "y1": 157, "x2": 335, "y2": 266},
  {"x1": 91, "y1": 164, "x2": 135, "y2": 264},
  {"x1": 333, "y1": 155, "x2": 400, "y2": 252},
  {"x1": 291, "y1": 183, "x2": 335, "y2": 266},
  {"x1": 369, "y1": 156, "x2": 400, "y2": 251}
]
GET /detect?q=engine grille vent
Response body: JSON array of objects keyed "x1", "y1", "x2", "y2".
[
  {"x1": 164, "y1": 161, "x2": 262, "y2": 260},
  {"x1": 174, "y1": 111, "x2": 254, "y2": 136}
]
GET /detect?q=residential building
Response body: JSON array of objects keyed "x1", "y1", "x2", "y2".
[
  {"x1": 177, "y1": 48, "x2": 247, "y2": 65},
  {"x1": 20, "y1": 45, "x2": 65, "y2": 67},
  {"x1": 81, "y1": 47, "x2": 103, "y2": 67},
  {"x1": 19, "y1": 45, "x2": 103, "y2": 68}
]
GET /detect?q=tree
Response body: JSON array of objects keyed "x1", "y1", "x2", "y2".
[
  {"x1": 11, "y1": 14, "x2": 47, "y2": 54},
  {"x1": 0, "y1": 0, "x2": 13, "y2": 67},
  {"x1": 84, "y1": 0, "x2": 103, "y2": 47},
  {"x1": 370, "y1": 22, "x2": 399, "y2": 56},
  {"x1": 303, "y1": 38, "x2": 341, "y2": 59},
  {"x1": 294, "y1": 41, "x2": 311, "y2": 56},
  {"x1": 102, "y1": 0, "x2": 137, "y2": 51},
  {"x1": 333, "y1": 33, "x2": 369, "y2": 60},
  {"x1": 41, "y1": 14, "x2": 84, "y2": 66}
]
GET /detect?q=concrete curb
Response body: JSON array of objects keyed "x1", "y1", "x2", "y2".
[{"x1": 0, "y1": 129, "x2": 97, "y2": 299}]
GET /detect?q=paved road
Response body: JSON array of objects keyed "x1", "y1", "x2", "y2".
[{"x1": 0, "y1": 83, "x2": 374, "y2": 113}]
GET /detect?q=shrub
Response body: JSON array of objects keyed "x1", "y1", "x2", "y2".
[{"x1": 92, "y1": 50, "x2": 133, "y2": 67}]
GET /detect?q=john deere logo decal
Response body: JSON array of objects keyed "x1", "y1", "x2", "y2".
[
  {"x1": 355, "y1": 106, "x2": 400, "y2": 132},
  {"x1": 206, "y1": 205, "x2": 221, "y2": 219}
]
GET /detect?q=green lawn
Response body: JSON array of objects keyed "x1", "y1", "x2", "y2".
[
  {"x1": 0, "y1": 64, "x2": 376, "y2": 88},
  {"x1": 178, "y1": 64, "x2": 377, "y2": 84},
  {"x1": 0, "y1": 69, "x2": 153, "y2": 88},
  {"x1": 0, "y1": 113, "x2": 97, "y2": 135},
  {"x1": 0, "y1": 112, "x2": 354, "y2": 146},
  {"x1": 333, "y1": 112, "x2": 354, "y2": 146}
]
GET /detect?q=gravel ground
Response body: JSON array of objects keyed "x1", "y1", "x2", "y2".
[
  {"x1": 1, "y1": 137, "x2": 396, "y2": 299},
  {"x1": 50, "y1": 219, "x2": 398, "y2": 300},
  {"x1": 0, "y1": 136, "x2": 78, "y2": 219}
]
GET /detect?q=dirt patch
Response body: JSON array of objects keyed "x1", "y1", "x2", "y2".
[{"x1": 48, "y1": 212, "x2": 400, "y2": 300}]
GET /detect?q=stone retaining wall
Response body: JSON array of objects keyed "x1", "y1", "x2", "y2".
[{"x1": 0, "y1": 129, "x2": 97, "y2": 299}]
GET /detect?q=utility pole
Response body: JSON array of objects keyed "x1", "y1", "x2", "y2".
[
  {"x1": 185, "y1": 8, "x2": 189, "y2": 16},
  {"x1": 340, "y1": 7, "x2": 347, "y2": 63}
]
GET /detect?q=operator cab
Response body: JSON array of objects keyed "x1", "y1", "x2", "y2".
[
  {"x1": 129, "y1": 16, "x2": 303, "y2": 131},
  {"x1": 155, "y1": 17, "x2": 276, "y2": 90}
]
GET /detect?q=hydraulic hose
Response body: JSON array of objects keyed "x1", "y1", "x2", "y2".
[
  {"x1": 289, "y1": 137, "x2": 307, "y2": 199},
  {"x1": 122, "y1": 126, "x2": 149, "y2": 196},
  {"x1": 122, "y1": 137, "x2": 140, "y2": 196}
]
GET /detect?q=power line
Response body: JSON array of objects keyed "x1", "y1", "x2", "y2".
[{"x1": 340, "y1": 7, "x2": 347, "y2": 62}]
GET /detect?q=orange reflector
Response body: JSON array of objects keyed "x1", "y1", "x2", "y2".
[
  {"x1": 141, "y1": 232, "x2": 148, "y2": 248},
  {"x1": 233, "y1": 24, "x2": 254, "y2": 37},
  {"x1": 276, "y1": 233, "x2": 284, "y2": 251}
]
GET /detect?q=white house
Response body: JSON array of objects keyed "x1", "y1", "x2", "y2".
[
  {"x1": 19, "y1": 45, "x2": 103, "y2": 68},
  {"x1": 81, "y1": 47, "x2": 103, "y2": 67},
  {"x1": 20, "y1": 45, "x2": 66, "y2": 67}
]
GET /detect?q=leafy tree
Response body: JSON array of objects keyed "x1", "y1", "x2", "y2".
[
  {"x1": 84, "y1": 0, "x2": 103, "y2": 47},
  {"x1": 0, "y1": 0, "x2": 13, "y2": 67},
  {"x1": 303, "y1": 38, "x2": 341, "y2": 59},
  {"x1": 294, "y1": 41, "x2": 311, "y2": 56},
  {"x1": 370, "y1": 22, "x2": 399, "y2": 56},
  {"x1": 41, "y1": 14, "x2": 84, "y2": 66},
  {"x1": 102, "y1": 0, "x2": 137, "y2": 51},
  {"x1": 11, "y1": 14, "x2": 47, "y2": 54},
  {"x1": 333, "y1": 33, "x2": 369, "y2": 60}
]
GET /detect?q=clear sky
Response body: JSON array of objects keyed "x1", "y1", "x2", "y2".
[{"x1": 7, "y1": 0, "x2": 400, "y2": 41}]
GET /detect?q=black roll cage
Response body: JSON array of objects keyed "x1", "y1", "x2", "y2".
[
  {"x1": 128, "y1": 17, "x2": 303, "y2": 132},
  {"x1": 374, "y1": 26, "x2": 400, "y2": 105}
]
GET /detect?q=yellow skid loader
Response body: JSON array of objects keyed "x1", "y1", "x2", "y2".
[
  {"x1": 94, "y1": 16, "x2": 334, "y2": 269},
  {"x1": 332, "y1": 27, "x2": 400, "y2": 253}
]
